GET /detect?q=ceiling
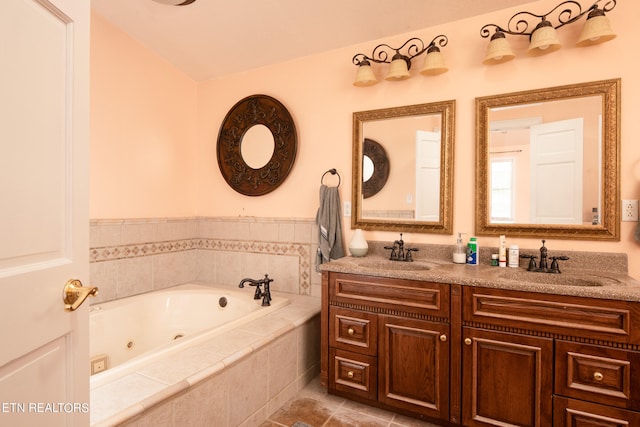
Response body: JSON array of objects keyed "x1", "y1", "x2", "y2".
[{"x1": 91, "y1": 0, "x2": 535, "y2": 82}]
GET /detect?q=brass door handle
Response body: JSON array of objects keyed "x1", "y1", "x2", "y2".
[
  {"x1": 464, "y1": 338, "x2": 472, "y2": 345},
  {"x1": 63, "y1": 279, "x2": 98, "y2": 311},
  {"x1": 440, "y1": 334, "x2": 447, "y2": 342}
]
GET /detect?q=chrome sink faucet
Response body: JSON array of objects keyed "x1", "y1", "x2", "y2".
[
  {"x1": 238, "y1": 274, "x2": 273, "y2": 306},
  {"x1": 384, "y1": 233, "x2": 419, "y2": 262}
]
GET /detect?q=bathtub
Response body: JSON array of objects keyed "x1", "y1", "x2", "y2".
[{"x1": 89, "y1": 283, "x2": 289, "y2": 386}]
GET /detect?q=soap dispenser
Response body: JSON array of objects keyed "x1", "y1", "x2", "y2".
[{"x1": 453, "y1": 232, "x2": 466, "y2": 264}]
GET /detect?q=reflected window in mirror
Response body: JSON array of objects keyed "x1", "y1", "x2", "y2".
[
  {"x1": 352, "y1": 100, "x2": 455, "y2": 233},
  {"x1": 476, "y1": 79, "x2": 620, "y2": 240}
]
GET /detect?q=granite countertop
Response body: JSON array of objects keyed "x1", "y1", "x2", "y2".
[{"x1": 319, "y1": 242, "x2": 640, "y2": 302}]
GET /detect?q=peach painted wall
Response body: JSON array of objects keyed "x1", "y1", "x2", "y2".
[
  {"x1": 90, "y1": 12, "x2": 199, "y2": 218},
  {"x1": 90, "y1": 0, "x2": 640, "y2": 278}
]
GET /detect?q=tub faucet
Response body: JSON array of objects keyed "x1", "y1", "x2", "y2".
[{"x1": 238, "y1": 274, "x2": 273, "y2": 306}]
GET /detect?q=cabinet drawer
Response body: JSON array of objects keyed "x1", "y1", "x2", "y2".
[
  {"x1": 330, "y1": 273, "x2": 449, "y2": 319},
  {"x1": 330, "y1": 307, "x2": 377, "y2": 356},
  {"x1": 463, "y1": 287, "x2": 639, "y2": 344},
  {"x1": 555, "y1": 340, "x2": 640, "y2": 410},
  {"x1": 329, "y1": 348, "x2": 377, "y2": 401},
  {"x1": 553, "y1": 396, "x2": 640, "y2": 426}
]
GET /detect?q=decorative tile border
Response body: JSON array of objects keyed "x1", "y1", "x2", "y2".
[{"x1": 90, "y1": 238, "x2": 312, "y2": 295}]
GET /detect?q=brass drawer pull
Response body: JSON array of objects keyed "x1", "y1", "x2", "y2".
[
  {"x1": 464, "y1": 338, "x2": 472, "y2": 345},
  {"x1": 593, "y1": 371, "x2": 604, "y2": 381},
  {"x1": 347, "y1": 327, "x2": 355, "y2": 336},
  {"x1": 440, "y1": 334, "x2": 447, "y2": 342},
  {"x1": 347, "y1": 371, "x2": 354, "y2": 379}
]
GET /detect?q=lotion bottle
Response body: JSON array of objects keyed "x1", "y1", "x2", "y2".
[
  {"x1": 466, "y1": 237, "x2": 479, "y2": 265},
  {"x1": 453, "y1": 232, "x2": 466, "y2": 264},
  {"x1": 498, "y1": 235, "x2": 507, "y2": 267}
]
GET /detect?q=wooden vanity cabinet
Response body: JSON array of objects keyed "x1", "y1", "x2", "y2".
[
  {"x1": 321, "y1": 271, "x2": 640, "y2": 426},
  {"x1": 322, "y1": 272, "x2": 450, "y2": 421}
]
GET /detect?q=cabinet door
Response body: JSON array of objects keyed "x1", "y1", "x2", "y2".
[
  {"x1": 378, "y1": 315, "x2": 449, "y2": 420},
  {"x1": 462, "y1": 327, "x2": 553, "y2": 427}
]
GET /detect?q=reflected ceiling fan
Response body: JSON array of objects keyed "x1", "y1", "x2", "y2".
[{"x1": 152, "y1": 0, "x2": 197, "y2": 5}]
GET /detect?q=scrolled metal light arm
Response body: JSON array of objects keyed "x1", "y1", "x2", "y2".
[
  {"x1": 480, "y1": 0, "x2": 616, "y2": 39},
  {"x1": 352, "y1": 34, "x2": 448, "y2": 68}
]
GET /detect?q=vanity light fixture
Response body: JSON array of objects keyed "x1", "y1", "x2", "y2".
[
  {"x1": 481, "y1": 0, "x2": 616, "y2": 64},
  {"x1": 352, "y1": 35, "x2": 449, "y2": 87}
]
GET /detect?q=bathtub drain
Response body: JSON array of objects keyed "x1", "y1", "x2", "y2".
[
  {"x1": 219, "y1": 297, "x2": 228, "y2": 308},
  {"x1": 126, "y1": 341, "x2": 135, "y2": 350}
]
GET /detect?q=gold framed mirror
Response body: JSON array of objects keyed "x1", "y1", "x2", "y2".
[
  {"x1": 352, "y1": 100, "x2": 455, "y2": 233},
  {"x1": 476, "y1": 79, "x2": 620, "y2": 240}
]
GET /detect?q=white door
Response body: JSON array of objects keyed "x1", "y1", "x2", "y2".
[
  {"x1": 0, "y1": 0, "x2": 90, "y2": 426},
  {"x1": 415, "y1": 130, "x2": 441, "y2": 221},
  {"x1": 529, "y1": 118, "x2": 584, "y2": 224}
]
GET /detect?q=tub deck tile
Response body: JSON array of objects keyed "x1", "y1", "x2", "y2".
[
  {"x1": 195, "y1": 328, "x2": 263, "y2": 357},
  {"x1": 90, "y1": 373, "x2": 167, "y2": 425},
  {"x1": 136, "y1": 347, "x2": 223, "y2": 385}
]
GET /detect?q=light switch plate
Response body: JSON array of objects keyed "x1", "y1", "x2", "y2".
[{"x1": 622, "y1": 199, "x2": 639, "y2": 222}]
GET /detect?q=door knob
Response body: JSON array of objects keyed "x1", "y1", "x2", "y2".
[
  {"x1": 63, "y1": 279, "x2": 98, "y2": 311},
  {"x1": 464, "y1": 338, "x2": 472, "y2": 345}
]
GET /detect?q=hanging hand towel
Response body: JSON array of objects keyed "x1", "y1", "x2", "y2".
[{"x1": 316, "y1": 184, "x2": 345, "y2": 269}]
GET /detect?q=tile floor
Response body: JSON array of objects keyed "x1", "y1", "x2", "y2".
[{"x1": 261, "y1": 376, "x2": 441, "y2": 427}]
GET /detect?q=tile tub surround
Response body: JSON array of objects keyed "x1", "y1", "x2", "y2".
[
  {"x1": 90, "y1": 289, "x2": 321, "y2": 426},
  {"x1": 90, "y1": 217, "x2": 320, "y2": 303}
]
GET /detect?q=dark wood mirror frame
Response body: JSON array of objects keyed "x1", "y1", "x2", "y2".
[
  {"x1": 217, "y1": 94, "x2": 297, "y2": 196},
  {"x1": 362, "y1": 138, "x2": 390, "y2": 199},
  {"x1": 476, "y1": 79, "x2": 621, "y2": 240}
]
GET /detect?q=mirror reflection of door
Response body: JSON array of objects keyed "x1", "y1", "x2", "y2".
[
  {"x1": 415, "y1": 130, "x2": 441, "y2": 221},
  {"x1": 530, "y1": 118, "x2": 584, "y2": 224}
]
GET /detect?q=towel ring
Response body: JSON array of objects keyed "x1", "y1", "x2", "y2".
[{"x1": 321, "y1": 168, "x2": 341, "y2": 187}]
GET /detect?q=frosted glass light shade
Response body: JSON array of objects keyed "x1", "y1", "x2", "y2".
[
  {"x1": 385, "y1": 55, "x2": 411, "y2": 81},
  {"x1": 528, "y1": 20, "x2": 561, "y2": 56},
  {"x1": 420, "y1": 47, "x2": 448, "y2": 75},
  {"x1": 483, "y1": 31, "x2": 515, "y2": 64},
  {"x1": 577, "y1": 9, "x2": 616, "y2": 47},
  {"x1": 353, "y1": 63, "x2": 378, "y2": 87}
]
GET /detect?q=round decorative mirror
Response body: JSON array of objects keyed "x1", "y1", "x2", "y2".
[
  {"x1": 362, "y1": 138, "x2": 389, "y2": 198},
  {"x1": 217, "y1": 94, "x2": 297, "y2": 196}
]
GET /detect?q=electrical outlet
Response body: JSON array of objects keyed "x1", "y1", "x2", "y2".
[
  {"x1": 90, "y1": 355, "x2": 108, "y2": 375},
  {"x1": 622, "y1": 199, "x2": 639, "y2": 222},
  {"x1": 344, "y1": 201, "x2": 351, "y2": 217}
]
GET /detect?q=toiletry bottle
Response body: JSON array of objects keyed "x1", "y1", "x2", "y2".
[
  {"x1": 453, "y1": 232, "x2": 466, "y2": 264},
  {"x1": 466, "y1": 237, "x2": 479, "y2": 265},
  {"x1": 499, "y1": 235, "x2": 507, "y2": 267},
  {"x1": 509, "y1": 245, "x2": 520, "y2": 268}
]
